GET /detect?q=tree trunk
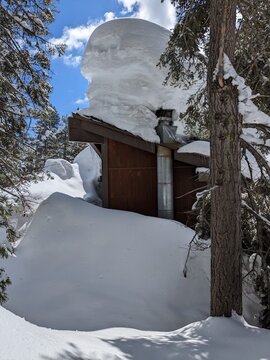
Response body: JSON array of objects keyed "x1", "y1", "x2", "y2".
[{"x1": 208, "y1": 0, "x2": 242, "y2": 316}]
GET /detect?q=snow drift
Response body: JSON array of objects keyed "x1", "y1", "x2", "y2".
[
  {"x1": 2, "y1": 147, "x2": 261, "y2": 332},
  {"x1": 27, "y1": 145, "x2": 101, "y2": 210},
  {"x1": 4, "y1": 192, "x2": 210, "y2": 331},
  {"x1": 44, "y1": 158, "x2": 76, "y2": 180},
  {"x1": 1, "y1": 305, "x2": 270, "y2": 360},
  {"x1": 73, "y1": 145, "x2": 101, "y2": 204},
  {"x1": 80, "y1": 18, "x2": 201, "y2": 142},
  {"x1": 28, "y1": 158, "x2": 85, "y2": 209}
]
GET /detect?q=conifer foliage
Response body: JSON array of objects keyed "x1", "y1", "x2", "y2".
[
  {"x1": 0, "y1": 0, "x2": 65, "y2": 303},
  {"x1": 160, "y1": 0, "x2": 270, "y2": 326},
  {"x1": 160, "y1": 0, "x2": 270, "y2": 132},
  {"x1": 32, "y1": 109, "x2": 85, "y2": 169}
]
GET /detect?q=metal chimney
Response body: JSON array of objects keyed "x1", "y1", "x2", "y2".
[
  {"x1": 155, "y1": 109, "x2": 177, "y2": 144},
  {"x1": 155, "y1": 109, "x2": 175, "y2": 220},
  {"x1": 157, "y1": 145, "x2": 174, "y2": 219}
]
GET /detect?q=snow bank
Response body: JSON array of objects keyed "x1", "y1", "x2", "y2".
[
  {"x1": 9, "y1": 159, "x2": 85, "y2": 244},
  {"x1": 3, "y1": 148, "x2": 101, "y2": 253},
  {"x1": 28, "y1": 161, "x2": 85, "y2": 210},
  {"x1": 73, "y1": 145, "x2": 101, "y2": 204},
  {"x1": 44, "y1": 159, "x2": 76, "y2": 180},
  {"x1": 1, "y1": 306, "x2": 270, "y2": 360},
  {"x1": 28, "y1": 146, "x2": 101, "y2": 210},
  {"x1": 4, "y1": 192, "x2": 210, "y2": 332},
  {"x1": 80, "y1": 18, "x2": 201, "y2": 142}
]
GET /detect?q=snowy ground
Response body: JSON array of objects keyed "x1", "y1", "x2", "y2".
[
  {"x1": 1, "y1": 147, "x2": 269, "y2": 359},
  {"x1": 2, "y1": 146, "x2": 208, "y2": 331},
  {"x1": 1, "y1": 306, "x2": 270, "y2": 360},
  {"x1": 4, "y1": 192, "x2": 210, "y2": 331}
]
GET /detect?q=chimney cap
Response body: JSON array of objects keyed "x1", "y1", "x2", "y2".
[{"x1": 155, "y1": 108, "x2": 174, "y2": 119}]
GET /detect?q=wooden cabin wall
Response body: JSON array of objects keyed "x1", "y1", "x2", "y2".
[
  {"x1": 106, "y1": 139, "x2": 157, "y2": 216},
  {"x1": 173, "y1": 160, "x2": 207, "y2": 226}
]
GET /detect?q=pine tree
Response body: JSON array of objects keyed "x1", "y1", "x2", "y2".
[
  {"x1": 55, "y1": 116, "x2": 85, "y2": 162},
  {"x1": 160, "y1": 0, "x2": 270, "y2": 118},
  {"x1": 32, "y1": 106, "x2": 61, "y2": 168},
  {"x1": 32, "y1": 113, "x2": 85, "y2": 168},
  {"x1": 208, "y1": 0, "x2": 242, "y2": 316},
  {"x1": 0, "y1": 0, "x2": 65, "y2": 303},
  {"x1": 160, "y1": 0, "x2": 270, "y2": 321}
]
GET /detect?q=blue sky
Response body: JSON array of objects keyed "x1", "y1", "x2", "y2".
[{"x1": 49, "y1": 0, "x2": 176, "y2": 117}]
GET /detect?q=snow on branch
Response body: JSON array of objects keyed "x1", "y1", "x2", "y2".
[
  {"x1": 192, "y1": 185, "x2": 219, "y2": 211},
  {"x1": 241, "y1": 138, "x2": 270, "y2": 178},
  {"x1": 242, "y1": 201, "x2": 270, "y2": 228},
  {"x1": 243, "y1": 123, "x2": 270, "y2": 136},
  {"x1": 223, "y1": 54, "x2": 270, "y2": 130},
  {"x1": 218, "y1": 55, "x2": 270, "y2": 180}
]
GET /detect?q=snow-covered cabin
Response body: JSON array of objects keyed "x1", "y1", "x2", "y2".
[
  {"x1": 69, "y1": 18, "x2": 209, "y2": 225},
  {"x1": 69, "y1": 112, "x2": 209, "y2": 225}
]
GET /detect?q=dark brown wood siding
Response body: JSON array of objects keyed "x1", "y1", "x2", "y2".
[
  {"x1": 107, "y1": 139, "x2": 157, "y2": 216},
  {"x1": 173, "y1": 160, "x2": 207, "y2": 226}
]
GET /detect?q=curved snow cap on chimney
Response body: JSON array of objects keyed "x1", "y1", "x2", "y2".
[{"x1": 80, "y1": 18, "x2": 200, "y2": 143}]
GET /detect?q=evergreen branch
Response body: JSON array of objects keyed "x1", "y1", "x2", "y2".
[
  {"x1": 241, "y1": 138, "x2": 270, "y2": 178},
  {"x1": 243, "y1": 123, "x2": 270, "y2": 138},
  {"x1": 242, "y1": 201, "x2": 270, "y2": 228}
]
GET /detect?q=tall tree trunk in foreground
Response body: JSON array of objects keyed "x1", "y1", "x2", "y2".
[{"x1": 208, "y1": 0, "x2": 242, "y2": 316}]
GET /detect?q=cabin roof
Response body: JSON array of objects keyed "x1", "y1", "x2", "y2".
[{"x1": 68, "y1": 112, "x2": 210, "y2": 168}]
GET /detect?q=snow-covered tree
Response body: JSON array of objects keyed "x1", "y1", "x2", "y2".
[
  {"x1": 160, "y1": 0, "x2": 270, "y2": 120},
  {"x1": 54, "y1": 116, "x2": 85, "y2": 162},
  {"x1": 0, "y1": 0, "x2": 65, "y2": 303},
  {"x1": 160, "y1": 0, "x2": 270, "y2": 324},
  {"x1": 207, "y1": 0, "x2": 242, "y2": 317},
  {"x1": 33, "y1": 106, "x2": 61, "y2": 168},
  {"x1": 32, "y1": 112, "x2": 85, "y2": 168}
]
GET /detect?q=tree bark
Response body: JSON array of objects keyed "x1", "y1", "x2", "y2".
[{"x1": 208, "y1": 0, "x2": 242, "y2": 316}]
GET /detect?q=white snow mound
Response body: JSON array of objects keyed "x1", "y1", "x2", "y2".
[
  {"x1": 44, "y1": 159, "x2": 75, "y2": 180},
  {"x1": 80, "y1": 18, "x2": 201, "y2": 142},
  {"x1": 28, "y1": 161, "x2": 85, "y2": 209},
  {"x1": 27, "y1": 147, "x2": 101, "y2": 210},
  {"x1": 1, "y1": 306, "x2": 270, "y2": 360},
  {"x1": 73, "y1": 145, "x2": 101, "y2": 203},
  {"x1": 4, "y1": 192, "x2": 210, "y2": 332}
]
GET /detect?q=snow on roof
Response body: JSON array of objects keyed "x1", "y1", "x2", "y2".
[
  {"x1": 79, "y1": 18, "x2": 201, "y2": 143},
  {"x1": 178, "y1": 141, "x2": 210, "y2": 157},
  {"x1": 179, "y1": 140, "x2": 263, "y2": 180}
]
